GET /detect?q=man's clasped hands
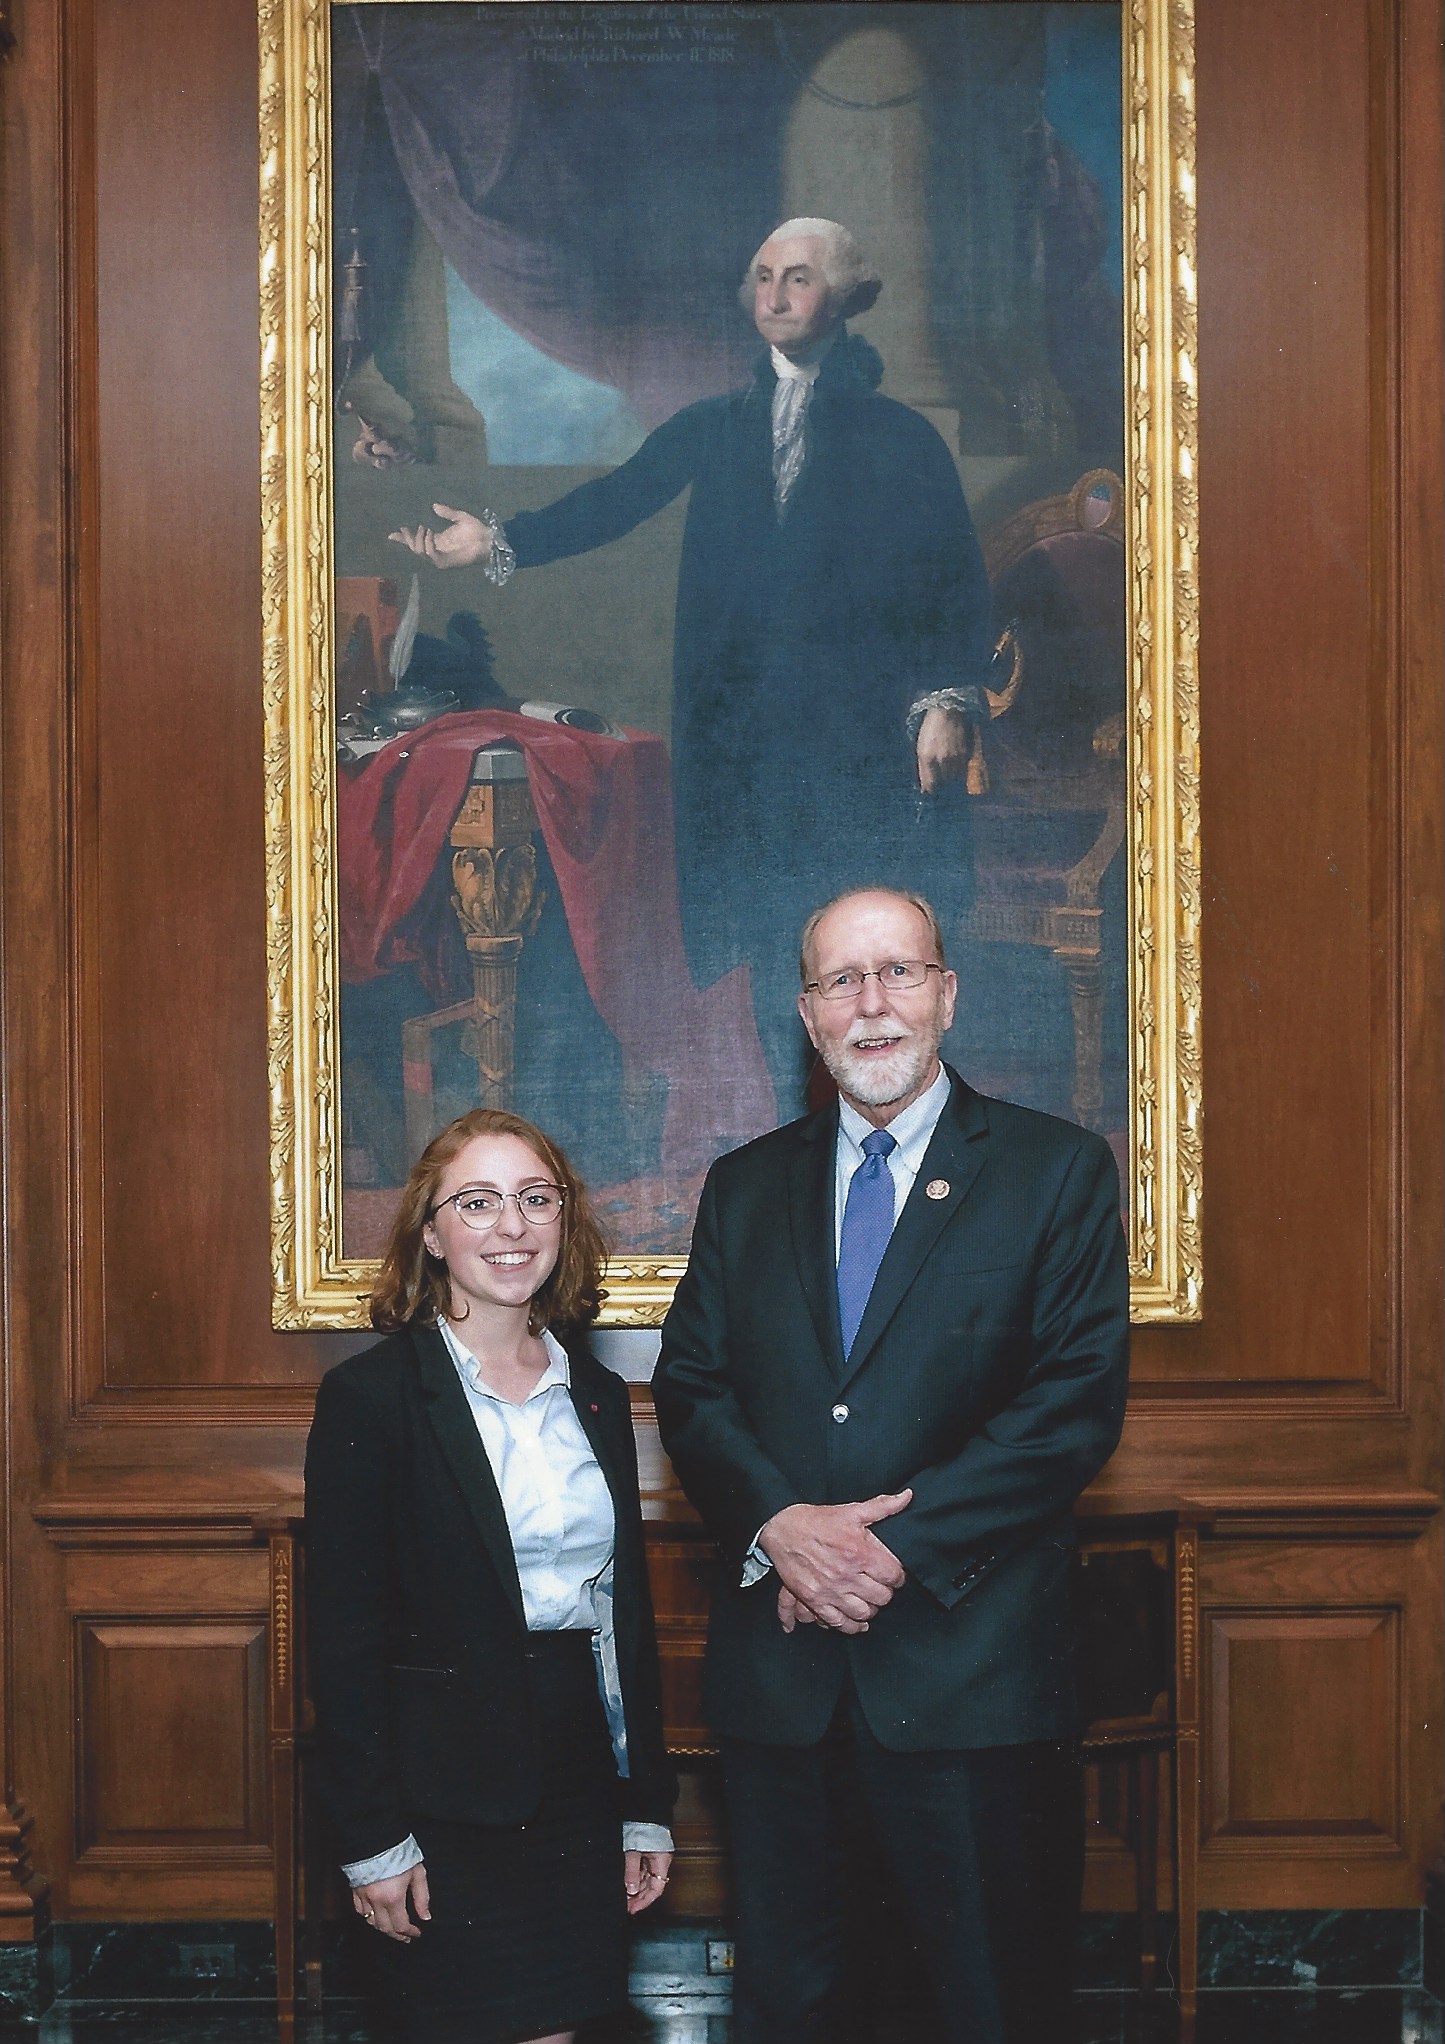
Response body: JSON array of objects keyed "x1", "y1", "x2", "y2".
[{"x1": 759, "y1": 1489, "x2": 913, "y2": 1635}]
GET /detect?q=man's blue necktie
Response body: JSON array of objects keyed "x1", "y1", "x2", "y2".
[{"x1": 837, "y1": 1129, "x2": 897, "y2": 1358}]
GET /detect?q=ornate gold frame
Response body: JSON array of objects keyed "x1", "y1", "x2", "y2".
[{"x1": 260, "y1": 0, "x2": 1201, "y2": 1328}]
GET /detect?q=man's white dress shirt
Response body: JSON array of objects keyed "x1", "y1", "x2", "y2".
[{"x1": 832, "y1": 1062, "x2": 953, "y2": 1256}]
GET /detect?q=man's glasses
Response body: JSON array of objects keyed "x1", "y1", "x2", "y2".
[
  {"x1": 803, "y1": 960, "x2": 943, "y2": 1002},
  {"x1": 431, "y1": 1185, "x2": 566, "y2": 1231}
]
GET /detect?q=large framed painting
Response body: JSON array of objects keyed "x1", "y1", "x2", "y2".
[{"x1": 261, "y1": 0, "x2": 1201, "y2": 1328}]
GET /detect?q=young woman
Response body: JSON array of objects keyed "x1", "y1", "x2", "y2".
[{"x1": 306, "y1": 1110, "x2": 675, "y2": 2044}]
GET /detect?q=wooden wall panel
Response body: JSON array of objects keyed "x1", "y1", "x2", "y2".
[
  {"x1": 47, "y1": 1536, "x2": 273, "y2": 1917},
  {"x1": 75, "y1": 1621, "x2": 267, "y2": 1849},
  {"x1": 1162, "y1": 0, "x2": 1380, "y2": 1394},
  {"x1": 1195, "y1": 1525, "x2": 1438, "y2": 1908},
  {"x1": 75, "y1": 0, "x2": 361, "y2": 1408},
  {"x1": 88, "y1": 0, "x2": 268, "y2": 1399},
  {"x1": 0, "y1": 0, "x2": 1438, "y2": 1933},
  {"x1": 1208, "y1": 1615, "x2": 1399, "y2": 1843}
]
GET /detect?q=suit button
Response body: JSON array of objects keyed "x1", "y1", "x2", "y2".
[{"x1": 831, "y1": 1403, "x2": 850, "y2": 1425}]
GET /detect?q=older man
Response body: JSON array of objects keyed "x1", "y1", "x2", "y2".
[
  {"x1": 392, "y1": 223, "x2": 993, "y2": 1108},
  {"x1": 652, "y1": 887, "x2": 1130, "y2": 2044}
]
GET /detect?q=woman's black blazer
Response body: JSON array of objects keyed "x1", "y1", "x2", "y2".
[{"x1": 304, "y1": 1322, "x2": 677, "y2": 1867}]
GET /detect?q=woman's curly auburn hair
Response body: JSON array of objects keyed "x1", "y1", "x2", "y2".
[{"x1": 370, "y1": 1109, "x2": 609, "y2": 1336}]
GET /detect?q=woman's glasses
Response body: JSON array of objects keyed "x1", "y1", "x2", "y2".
[{"x1": 431, "y1": 1185, "x2": 566, "y2": 1232}]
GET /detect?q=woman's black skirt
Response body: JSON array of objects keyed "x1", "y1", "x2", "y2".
[{"x1": 374, "y1": 1629, "x2": 628, "y2": 2044}]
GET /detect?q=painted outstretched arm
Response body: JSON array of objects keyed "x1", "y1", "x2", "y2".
[{"x1": 387, "y1": 402, "x2": 705, "y2": 576}]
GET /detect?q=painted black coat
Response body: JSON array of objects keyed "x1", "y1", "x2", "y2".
[{"x1": 508, "y1": 340, "x2": 993, "y2": 977}]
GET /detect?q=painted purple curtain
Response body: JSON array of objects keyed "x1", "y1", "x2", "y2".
[{"x1": 332, "y1": 3, "x2": 797, "y2": 426}]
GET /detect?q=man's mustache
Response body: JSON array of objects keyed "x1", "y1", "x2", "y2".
[{"x1": 844, "y1": 1025, "x2": 911, "y2": 1051}]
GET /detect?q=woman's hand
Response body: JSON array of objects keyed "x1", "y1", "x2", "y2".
[
  {"x1": 623, "y1": 1848, "x2": 672, "y2": 1916},
  {"x1": 353, "y1": 1863, "x2": 431, "y2": 1941}
]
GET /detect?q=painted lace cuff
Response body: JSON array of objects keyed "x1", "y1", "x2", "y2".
[
  {"x1": 481, "y1": 508, "x2": 516, "y2": 588},
  {"x1": 905, "y1": 685, "x2": 989, "y2": 739}
]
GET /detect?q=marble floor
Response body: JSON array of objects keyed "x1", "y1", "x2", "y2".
[{"x1": 0, "y1": 1993, "x2": 1438, "y2": 2043}]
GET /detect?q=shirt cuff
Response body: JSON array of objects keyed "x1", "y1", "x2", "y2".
[
  {"x1": 481, "y1": 508, "x2": 516, "y2": 588},
  {"x1": 740, "y1": 1532, "x2": 773, "y2": 1588},
  {"x1": 342, "y1": 1834, "x2": 424, "y2": 1889},
  {"x1": 623, "y1": 1821, "x2": 674, "y2": 1854},
  {"x1": 905, "y1": 685, "x2": 989, "y2": 738}
]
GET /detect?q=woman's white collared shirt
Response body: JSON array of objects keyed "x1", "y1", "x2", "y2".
[{"x1": 441, "y1": 1319, "x2": 616, "y2": 1630}]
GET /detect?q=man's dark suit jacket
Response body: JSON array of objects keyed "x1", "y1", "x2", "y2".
[
  {"x1": 653, "y1": 1071, "x2": 1130, "y2": 1753},
  {"x1": 305, "y1": 1324, "x2": 677, "y2": 1868}
]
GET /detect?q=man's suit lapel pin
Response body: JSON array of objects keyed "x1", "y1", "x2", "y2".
[{"x1": 926, "y1": 1179, "x2": 950, "y2": 1200}]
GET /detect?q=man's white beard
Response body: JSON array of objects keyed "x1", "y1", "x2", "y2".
[{"x1": 818, "y1": 1025, "x2": 940, "y2": 1110}]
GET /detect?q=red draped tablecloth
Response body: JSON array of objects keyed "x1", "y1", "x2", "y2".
[{"x1": 337, "y1": 711, "x2": 776, "y2": 1175}]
